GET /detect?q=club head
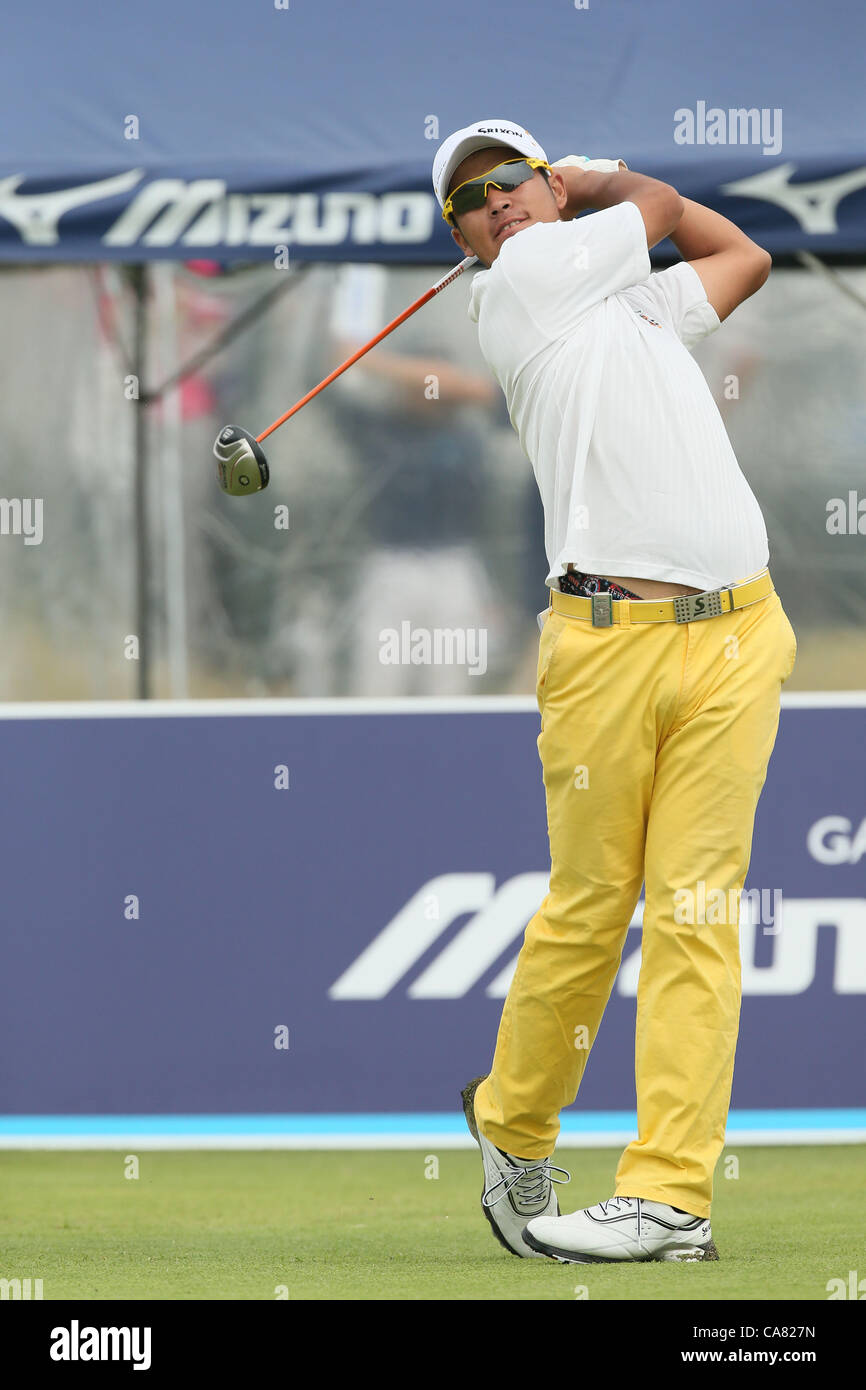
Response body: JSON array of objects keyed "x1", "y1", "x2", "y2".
[{"x1": 213, "y1": 425, "x2": 270, "y2": 496}]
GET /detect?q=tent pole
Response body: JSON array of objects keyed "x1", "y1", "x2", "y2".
[
  {"x1": 153, "y1": 263, "x2": 188, "y2": 698},
  {"x1": 132, "y1": 263, "x2": 151, "y2": 700},
  {"x1": 122, "y1": 264, "x2": 310, "y2": 703}
]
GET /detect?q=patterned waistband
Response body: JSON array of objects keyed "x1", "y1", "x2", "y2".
[{"x1": 559, "y1": 571, "x2": 644, "y2": 601}]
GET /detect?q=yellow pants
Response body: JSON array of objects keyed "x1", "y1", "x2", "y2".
[{"x1": 473, "y1": 576, "x2": 797, "y2": 1219}]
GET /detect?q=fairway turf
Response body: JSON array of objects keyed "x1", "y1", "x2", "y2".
[{"x1": 0, "y1": 1146, "x2": 862, "y2": 1300}]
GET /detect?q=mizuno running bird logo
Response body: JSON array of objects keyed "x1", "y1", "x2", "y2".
[
  {"x1": 328, "y1": 876, "x2": 866, "y2": 999},
  {"x1": 0, "y1": 171, "x2": 145, "y2": 245}
]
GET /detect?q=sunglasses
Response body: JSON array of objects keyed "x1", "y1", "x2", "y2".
[{"x1": 442, "y1": 157, "x2": 551, "y2": 225}]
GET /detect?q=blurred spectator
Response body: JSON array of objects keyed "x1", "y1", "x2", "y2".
[{"x1": 325, "y1": 262, "x2": 506, "y2": 694}]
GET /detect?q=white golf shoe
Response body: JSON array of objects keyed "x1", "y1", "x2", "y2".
[
  {"x1": 523, "y1": 1195, "x2": 719, "y2": 1263},
  {"x1": 461, "y1": 1075, "x2": 570, "y2": 1259}
]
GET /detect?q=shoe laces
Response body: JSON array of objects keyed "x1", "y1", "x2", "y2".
[
  {"x1": 595, "y1": 1196, "x2": 636, "y2": 1216},
  {"x1": 482, "y1": 1155, "x2": 571, "y2": 1210}
]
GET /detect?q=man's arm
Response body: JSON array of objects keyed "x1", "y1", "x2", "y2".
[
  {"x1": 555, "y1": 165, "x2": 770, "y2": 321},
  {"x1": 553, "y1": 167, "x2": 684, "y2": 250},
  {"x1": 332, "y1": 338, "x2": 496, "y2": 411},
  {"x1": 666, "y1": 198, "x2": 771, "y2": 322}
]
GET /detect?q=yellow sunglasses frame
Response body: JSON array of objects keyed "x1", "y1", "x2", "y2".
[{"x1": 442, "y1": 157, "x2": 551, "y2": 225}]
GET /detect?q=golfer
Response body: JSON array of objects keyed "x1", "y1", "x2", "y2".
[{"x1": 433, "y1": 119, "x2": 798, "y2": 1263}]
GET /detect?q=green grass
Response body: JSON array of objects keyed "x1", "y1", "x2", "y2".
[{"x1": 0, "y1": 1146, "x2": 863, "y2": 1300}]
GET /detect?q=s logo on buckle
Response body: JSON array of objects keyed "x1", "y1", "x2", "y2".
[{"x1": 673, "y1": 591, "x2": 724, "y2": 623}]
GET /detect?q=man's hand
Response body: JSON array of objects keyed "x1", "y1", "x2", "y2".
[
  {"x1": 550, "y1": 165, "x2": 683, "y2": 250},
  {"x1": 551, "y1": 159, "x2": 625, "y2": 218},
  {"x1": 552, "y1": 156, "x2": 628, "y2": 175}
]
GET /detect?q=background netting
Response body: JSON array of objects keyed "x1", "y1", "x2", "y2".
[{"x1": 0, "y1": 258, "x2": 863, "y2": 699}]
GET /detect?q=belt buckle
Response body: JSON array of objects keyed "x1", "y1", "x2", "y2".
[
  {"x1": 591, "y1": 594, "x2": 612, "y2": 627},
  {"x1": 673, "y1": 589, "x2": 724, "y2": 624}
]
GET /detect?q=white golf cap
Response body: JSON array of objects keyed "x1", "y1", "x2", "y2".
[{"x1": 432, "y1": 118, "x2": 548, "y2": 208}]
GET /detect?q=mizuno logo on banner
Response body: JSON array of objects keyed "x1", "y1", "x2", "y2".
[
  {"x1": 3, "y1": 165, "x2": 865, "y2": 249},
  {"x1": 721, "y1": 164, "x2": 866, "y2": 235},
  {"x1": 0, "y1": 174, "x2": 436, "y2": 248},
  {"x1": 328, "y1": 874, "x2": 866, "y2": 999}
]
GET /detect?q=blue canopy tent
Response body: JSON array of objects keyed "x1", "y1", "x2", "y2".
[
  {"x1": 2, "y1": 0, "x2": 864, "y2": 689},
  {"x1": 2, "y1": 0, "x2": 865, "y2": 263}
]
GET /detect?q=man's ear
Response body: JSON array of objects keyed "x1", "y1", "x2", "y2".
[
  {"x1": 546, "y1": 168, "x2": 569, "y2": 215},
  {"x1": 450, "y1": 223, "x2": 472, "y2": 256}
]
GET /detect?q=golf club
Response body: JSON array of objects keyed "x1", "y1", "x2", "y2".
[{"x1": 213, "y1": 254, "x2": 478, "y2": 496}]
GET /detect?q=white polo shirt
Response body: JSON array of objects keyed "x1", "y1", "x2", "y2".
[{"x1": 467, "y1": 202, "x2": 769, "y2": 592}]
